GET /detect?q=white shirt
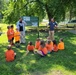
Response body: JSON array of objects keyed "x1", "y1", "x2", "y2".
[{"x1": 16, "y1": 21, "x2": 27, "y2": 32}]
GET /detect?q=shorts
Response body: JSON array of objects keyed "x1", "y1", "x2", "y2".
[
  {"x1": 8, "y1": 40, "x2": 12, "y2": 42},
  {"x1": 15, "y1": 41, "x2": 20, "y2": 43},
  {"x1": 41, "y1": 51, "x2": 46, "y2": 56}
]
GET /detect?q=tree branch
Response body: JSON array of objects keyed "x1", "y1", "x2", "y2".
[{"x1": 20, "y1": 0, "x2": 45, "y2": 10}]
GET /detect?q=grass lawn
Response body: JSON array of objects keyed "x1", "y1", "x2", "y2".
[{"x1": 0, "y1": 24, "x2": 76, "y2": 75}]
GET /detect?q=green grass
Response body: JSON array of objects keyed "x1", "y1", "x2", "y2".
[{"x1": 0, "y1": 24, "x2": 76, "y2": 75}]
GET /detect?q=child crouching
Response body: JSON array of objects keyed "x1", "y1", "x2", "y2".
[
  {"x1": 5, "y1": 45, "x2": 16, "y2": 62},
  {"x1": 26, "y1": 41, "x2": 35, "y2": 55},
  {"x1": 58, "y1": 38, "x2": 64, "y2": 50}
]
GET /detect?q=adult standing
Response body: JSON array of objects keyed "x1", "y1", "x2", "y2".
[
  {"x1": 16, "y1": 17, "x2": 27, "y2": 44},
  {"x1": 48, "y1": 18, "x2": 57, "y2": 41}
]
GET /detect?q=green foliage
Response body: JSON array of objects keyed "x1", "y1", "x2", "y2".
[{"x1": 2, "y1": 0, "x2": 76, "y2": 23}]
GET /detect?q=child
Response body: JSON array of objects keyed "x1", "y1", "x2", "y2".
[
  {"x1": 36, "y1": 40, "x2": 48, "y2": 56},
  {"x1": 7, "y1": 26, "x2": 12, "y2": 45},
  {"x1": 46, "y1": 41, "x2": 53, "y2": 53},
  {"x1": 58, "y1": 38, "x2": 64, "y2": 50},
  {"x1": 10, "y1": 25, "x2": 14, "y2": 45},
  {"x1": 5, "y1": 45, "x2": 16, "y2": 62},
  {"x1": 14, "y1": 28, "x2": 20, "y2": 47},
  {"x1": 26, "y1": 41, "x2": 34, "y2": 55},
  {"x1": 47, "y1": 36, "x2": 53, "y2": 48},
  {"x1": 52, "y1": 40, "x2": 58, "y2": 52},
  {"x1": 35, "y1": 38, "x2": 40, "y2": 49}
]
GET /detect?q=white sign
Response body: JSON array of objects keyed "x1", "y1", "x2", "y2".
[
  {"x1": 23, "y1": 17, "x2": 30, "y2": 21},
  {"x1": 32, "y1": 22, "x2": 38, "y2": 27}
]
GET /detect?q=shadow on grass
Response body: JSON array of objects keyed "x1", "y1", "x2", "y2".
[{"x1": 0, "y1": 31, "x2": 76, "y2": 75}]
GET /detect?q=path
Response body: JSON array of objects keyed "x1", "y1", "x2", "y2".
[{"x1": 69, "y1": 30, "x2": 76, "y2": 34}]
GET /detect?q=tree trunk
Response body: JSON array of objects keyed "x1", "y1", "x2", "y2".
[
  {"x1": 69, "y1": 9, "x2": 72, "y2": 20},
  {"x1": 45, "y1": 4, "x2": 53, "y2": 22},
  {"x1": 69, "y1": 3, "x2": 73, "y2": 20}
]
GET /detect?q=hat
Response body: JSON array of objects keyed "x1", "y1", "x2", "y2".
[{"x1": 7, "y1": 45, "x2": 12, "y2": 50}]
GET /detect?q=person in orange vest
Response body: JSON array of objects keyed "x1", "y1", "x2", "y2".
[
  {"x1": 46, "y1": 41, "x2": 53, "y2": 53},
  {"x1": 36, "y1": 40, "x2": 48, "y2": 56},
  {"x1": 14, "y1": 28, "x2": 20, "y2": 47},
  {"x1": 52, "y1": 40, "x2": 58, "y2": 52},
  {"x1": 35, "y1": 38, "x2": 40, "y2": 49},
  {"x1": 5, "y1": 45, "x2": 16, "y2": 62},
  {"x1": 26, "y1": 41, "x2": 34, "y2": 55},
  {"x1": 47, "y1": 36, "x2": 53, "y2": 49},
  {"x1": 7, "y1": 26, "x2": 12, "y2": 45},
  {"x1": 10, "y1": 25, "x2": 14, "y2": 45},
  {"x1": 58, "y1": 38, "x2": 64, "y2": 50}
]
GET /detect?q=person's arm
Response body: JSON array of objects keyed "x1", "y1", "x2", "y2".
[
  {"x1": 33, "y1": 45, "x2": 35, "y2": 50},
  {"x1": 16, "y1": 21, "x2": 19, "y2": 30},
  {"x1": 12, "y1": 50, "x2": 15, "y2": 57},
  {"x1": 55, "y1": 22, "x2": 58, "y2": 28},
  {"x1": 7, "y1": 31, "x2": 11, "y2": 36},
  {"x1": 26, "y1": 46, "x2": 29, "y2": 55},
  {"x1": 47, "y1": 22, "x2": 50, "y2": 28},
  {"x1": 23, "y1": 21, "x2": 27, "y2": 26},
  {"x1": 58, "y1": 43, "x2": 60, "y2": 49}
]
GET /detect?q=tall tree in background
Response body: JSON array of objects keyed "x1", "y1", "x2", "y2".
[
  {"x1": 2, "y1": 0, "x2": 76, "y2": 23},
  {"x1": 0, "y1": 0, "x2": 7, "y2": 20}
]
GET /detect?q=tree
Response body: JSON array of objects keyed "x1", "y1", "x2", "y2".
[
  {"x1": 0, "y1": 0, "x2": 7, "y2": 20},
  {"x1": 2, "y1": 0, "x2": 76, "y2": 23}
]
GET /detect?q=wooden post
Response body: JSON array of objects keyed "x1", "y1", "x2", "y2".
[{"x1": 38, "y1": 17, "x2": 39, "y2": 38}]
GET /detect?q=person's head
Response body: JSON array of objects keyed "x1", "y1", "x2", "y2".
[
  {"x1": 59, "y1": 38, "x2": 63, "y2": 42},
  {"x1": 28, "y1": 41, "x2": 33, "y2": 45},
  {"x1": 7, "y1": 45, "x2": 12, "y2": 50},
  {"x1": 19, "y1": 17, "x2": 22, "y2": 23},
  {"x1": 16, "y1": 28, "x2": 19, "y2": 31},
  {"x1": 36, "y1": 38, "x2": 40, "y2": 41},
  {"x1": 7, "y1": 26, "x2": 11, "y2": 29},
  {"x1": 11, "y1": 25, "x2": 14, "y2": 29},
  {"x1": 40, "y1": 40, "x2": 45, "y2": 48},
  {"x1": 53, "y1": 40, "x2": 57, "y2": 45},
  {"x1": 40, "y1": 40, "x2": 45, "y2": 45},
  {"x1": 51, "y1": 18, "x2": 54, "y2": 22},
  {"x1": 47, "y1": 41, "x2": 51, "y2": 44}
]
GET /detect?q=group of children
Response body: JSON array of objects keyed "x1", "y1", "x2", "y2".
[
  {"x1": 7, "y1": 25, "x2": 20, "y2": 47},
  {"x1": 26, "y1": 37, "x2": 64, "y2": 56},
  {"x1": 5, "y1": 25, "x2": 64, "y2": 62},
  {"x1": 5, "y1": 25, "x2": 21, "y2": 62}
]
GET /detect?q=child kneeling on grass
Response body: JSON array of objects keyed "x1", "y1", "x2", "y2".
[
  {"x1": 5, "y1": 45, "x2": 16, "y2": 62},
  {"x1": 36, "y1": 40, "x2": 48, "y2": 56},
  {"x1": 58, "y1": 38, "x2": 64, "y2": 50},
  {"x1": 26, "y1": 41, "x2": 35, "y2": 55}
]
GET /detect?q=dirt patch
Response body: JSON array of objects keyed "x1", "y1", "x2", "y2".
[{"x1": 51, "y1": 70, "x2": 63, "y2": 75}]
